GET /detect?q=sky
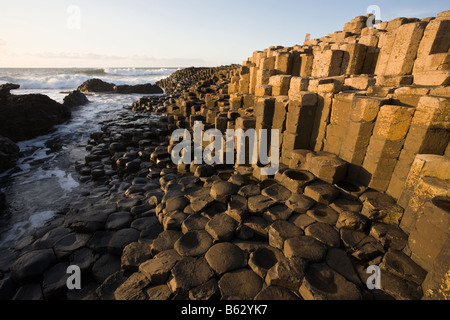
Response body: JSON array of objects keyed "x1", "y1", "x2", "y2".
[{"x1": 0, "y1": 0, "x2": 448, "y2": 68}]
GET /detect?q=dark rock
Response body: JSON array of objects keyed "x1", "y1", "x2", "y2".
[
  {"x1": 87, "y1": 230, "x2": 114, "y2": 253},
  {"x1": 226, "y1": 195, "x2": 248, "y2": 223},
  {"x1": 168, "y1": 257, "x2": 214, "y2": 294},
  {"x1": 0, "y1": 135, "x2": 20, "y2": 173},
  {"x1": 78, "y1": 78, "x2": 115, "y2": 93},
  {"x1": 218, "y1": 269, "x2": 263, "y2": 300},
  {"x1": 268, "y1": 220, "x2": 304, "y2": 249},
  {"x1": 336, "y1": 211, "x2": 369, "y2": 231},
  {"x1": 289, "y1": 213, "x2": 317, "y2": 230},
  {"x1": 255, "y1": 286, "x2": 300, "y2": 300},
  {"x1": 174, "y1": 230, "x2": 213, "y2": 257},
  {"x1": 0, "y1": 277, "x2": 17, "y2": 300},
  {"x1": 248, "y1": 246, "x2": 284, "y2": 278},
  {"x1": 115, "y1": 83, "x2": 163, "y2": 94},
  {"x1": 378, "y1": 270, "x2": 423, "y2": 300},
  {"x1": 108, "y1": 228, "x2": 140, "y2": 255},
  {"x1": 145, "y1": 284, "x2": 172, "y2": 300},
  {"x1": 370, "y1": 223, "x2": 408, "y2": 251},
  {"x1": 238, "y1": 184, "x2": 261, "y2": 198},
  {"x1": 32, "y1": 227, "x2": 72, "y2": 250},
  {"x1": 306, "y1": 205, "x2": 339, "y2": 225},
  {"x1": 305, "y1": 222, "x2": 341, "y2": 247},
  {"x1": 284, "y1": 236, "x2": 327, "y2": 262},
  {"x1": 91, "y1": 254, "x2": 121, "y2": 283},
  {"x1": 130, "y1": 216, "x2": 159, "y2": 231},
  {"x1": 325, "y1": 248, "x2": 361, "y2": 286},
  {"x1": 210, "y1": 181, "x2": 238, "y2": 202},
  {"x1": 205, "y1": 213, "x2": 238, "y2": 241},
  {"x1": 42, "y1": 262, "x2": 69, "y2": 299},
  {"x1": 162, "y1": 210, "x2": 187, "y2": 231},
  {"x1": 12, "y1": 283, "x2": 43, "y2": 300},
  {"x1": 285, "y1": 193, "x2": 316, "y2": 213},
  {"x1": 380, "y1": 249, "x2": 427, "y2": 285},
  {"x1": 151, "y1": 230, "x2": 183, "y2": 255},
  {"x1": 70, "y1": 248, "x2": 98, "y2": 274},
  {"x1": 139, "y1": 250, "x2": 182, "y2": 284},
  {"x1": 0, "y1": 83, "x2": 20, "y2": 96},
  {"x1": 265, "y1": 257, "x2": 308, "y2": 291},
  {"x1": 0, "y1": 89, "x2": 71, "y2": 142},
  {"x1": 262, "y1": 183, "x2": 292, "y2": 202},
  {"x1": 263, "y1": 204, "x2": 293, "y2": 222},
  {"x1": 304, "y1": 181, "x2": 340, "y2": 205},
  {"x1": 299, "y1": 263, "x2": 362, "y2": 300},
  {"x1": 248, "y1": 195, "x2": 276, "y2": 214},
  {"x1": 181, "y1": 214, "x2": 209, "y2": 234},
  {"x1": 53, "y1": 233, "x2": 91, "y2": 259},
  {"x1": 0, "y1": 249, "x2": 19, "y2": 274},
  {"x1": 189, "y1": 278, "x2": 219, "y2": 300},
  {"x1": 114, "y1": 272, "x2": 149, "y2": 300},
  {"x1": 105, "y1": 212, "x2": 133, "y2": 230},
  {"x1": 10, "y1": 249, "x2": 56, "y2": 284},
  {"x1": 121, "y1": 242, "x2": 153, "y2": 272},
  {"x1": 63, "y1": 90, "x2": 89, "y2": 107},
  {"x1": 205, "y1": 242, "x2": 247, "y2": 275},
  {"x1": 96, "y1": 271, "x2": 127, "y2": 300}
]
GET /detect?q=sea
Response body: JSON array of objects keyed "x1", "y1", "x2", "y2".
[{"x1": 0, "y1": 67, "x2": 178, "y2": 249}]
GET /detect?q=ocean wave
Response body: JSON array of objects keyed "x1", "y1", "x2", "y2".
[
  {"x1": 0, "y1": 68, "x2": 177, "y2": 90},
  {"x1": 104, "y1": 67, "x2": 173, "y2": 76}
]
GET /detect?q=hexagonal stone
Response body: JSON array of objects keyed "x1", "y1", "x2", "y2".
[
  {"x1": 268, "y1": 220, "x2": 304, "y2": 249},
  {"x1": 255, "y1": 286, "x2": 300, "y2": 300},
  {"x1": 336, "y1": 211, "x2": 369, "y2": 231},
  {"x1": 174, "y1": 230, "x2": 213, "y2": 257},
  {"x1": 164, "y1": 196, "x2": 190, "y2": 213},
  {"x1": 114, "y1": 272, "x2": 149, "y2": 300},
  {"x1": 162, "y1": 211, "x2": 187, "y2": 231},
  {"x1": 305, "y1": 223, "x2": 341, "y2": 247},
  {"x1": 87, "y1": 230, "x2": 114, "y2": 254},
  {"x1": 218, "y1": 268, "x2": 263, "y2": 299},
  {"x1": 181, "y1": 214, "x2": 209, "y2": 234},
  {"x1": 284, "y1": 236, "x2": 327, "y2": 262},
  {"x1": 378, "y1": 270, "x2": 423, "y2": 300},
  {"x1": 108, "y1": 228, "x2": 140, "y2": 255},
  {"x1": 151, "y1": 230, "x2": 183, "y2": 255},
  {"x1": 168, "y1": 257, "x2": 214, "y2": 294},
  {"x1": 330, "y1": 198, "x2": 363, "y2": 213},
  {"x1": 370, "y1": 223, "x2": 408, "y2": 251},
  {"x1": 121, "y1": 242, "x2": 153, "y2": 272},
  {"x1": 205, "y1": 213, "x2": 238, "y2": 241},
  {"x1": 31, "y1": 227, "x2": 72, "y2": 250},
  {"x1": 243, "y1": 216, "x2": 269, "y2": 238},
  {"x1": 262, "y1": 184, "x2": 292, "y2": 202},
  {"x1": 96, "y1": 271, "x2": 126, "y2": 300},
  {"x1": 306, "y1": 205, "x2": 339, "y2": 225},
  {"x1": 54, "y1": 233, "x2": 91, "y2": 259},
  {"x1": 139, "y1": 250, "x2": 182, "y2": 284},
  {"x1": 325, "y1": 248, "x2": 361, "y2": 286},
  {"x1": 106, "y1": 212, "x2": 133, "y2": 230},
  {"x1": 226, "y1": 195, "x2": 248, "y2": 223},
  {"x1": 130, "y1": 216, "x2": 159, "y2": 232},
  {"x1": 10, "y1": 249, "x2": 56, "y2": 284},
  {"x1": 205, "y1": 242, "x2": 247, "y2": 275},
  {"x1": 92, "y1": 254, "x2": 121, "y2": 283},
  {"x1": 263, "y1": 204, "x2": 293, "y2": 222},
  {"x1": 70, "y1": 248, "x2": 98, "y2": 273},
  {"x1": 190, "y1": 195, "x2": 215, "y2": 213},
  {"x1": 304, "y1": 182, "x2": 340, "y2": 205},
  {"x1": 299, "y1": 263, "x2": 361, "y2": 300},
  {"x1": 238, "y1": 184, "x2": 261, "y2": 198},
  {"x1": 285, "y1": 193, "x2": 316, "y2": 214},
  {"x1": 189, "y1": 278, "x2": 219, "y2": 300},
  {"x1": 279, "y1": 169, "x2": 316, "y2": 193},
  {"x1": 42, "y1": 262, "x2": 69, "y2": 299},
  {"x1": 248, "y1": 246, "x2": 284, "y2": 278},
  {"x1": 248, "y1": 195, "x2": 276, "y2": 214},
  {"x1": 145, "y1": 284, "x2": 172, "y2": 300},
  {"x1": 289, "y1": 214, "x2": 316, "y2": 230},
  {"x1": 380, "y1": 249, "x2": 427, "y2": 285},
  {"x1": 359, "y1": 190, "x2": 403, "y2": 224},
  {"x1": 210, "y1": 181, "x2": 238, "y2": 202},
  {"x1": 307, "y1": 155, "x2": 348, "y2": 185},
  {"x1": 12, "y1": 284, "x2": 43, "y2": 300},
  {"x1": 334, "y1": 180, "x2": 367, "y2": 201},
  {"x1": 265, "y1": 257, "x2": 308, "y2": 291}
]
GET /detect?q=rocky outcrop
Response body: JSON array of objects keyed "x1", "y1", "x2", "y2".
[
  {"x1": 0, "y1": 135, "x2": 20, "y2": 173},
  {"x1": 114, "y1": 84, "x2": 163, "y2": 94},
  {"x1": 0, "y1": 84, "x2": 71, "y2": 142},
  {"x1": 77, "y1": 79, "x2": 164, "y2": 94},
  {"x1": 77, "y1": 79, "x2": 115, "y2": 93},
  {"x1": 63, "y1": 90, "x2": 90, "y2": 107}
]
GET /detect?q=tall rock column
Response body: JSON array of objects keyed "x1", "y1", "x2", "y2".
[
  {"x1": 358, "y1": 105, "x2": 415, "y2": 192},
  {"x1": 387, "y1": 96, "x2": 450, "y2": 199}
]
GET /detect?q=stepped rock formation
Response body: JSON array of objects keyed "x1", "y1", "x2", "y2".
[{"x1": 2, "y1": 11, "x2": 449, "y2": 301}]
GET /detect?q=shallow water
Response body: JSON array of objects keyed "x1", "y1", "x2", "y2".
[{"x1": 0, "y1": 90, "x2": 155, "y2": 249}]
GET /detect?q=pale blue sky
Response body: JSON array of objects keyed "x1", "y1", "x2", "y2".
[{"x1": 0, "y1": 0, "x2": 448, "y2": 67}]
